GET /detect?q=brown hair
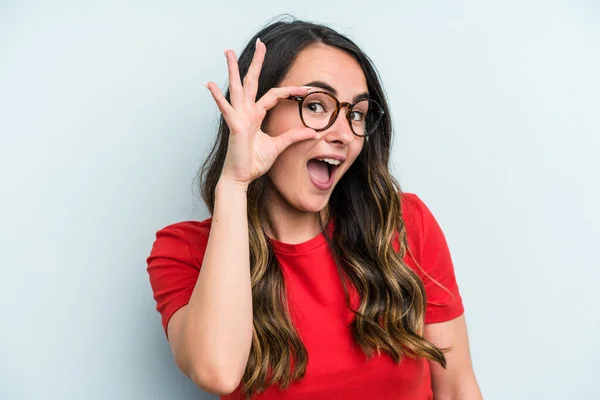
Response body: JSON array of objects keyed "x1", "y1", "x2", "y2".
[{"x1": 198, "y1": 17, "x2": 448, "y2": 399}]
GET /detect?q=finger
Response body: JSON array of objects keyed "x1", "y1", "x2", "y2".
[
  {"x1": 205, "y1": 81, "x2": 235, "y2": 121},
  {"x1": 243, "y1": 38, "x2": 266, "y2": 104},
  {"x1": 273, "y1": 127, "x2": 319, "y2": 154},
  {"x1": 256, "y1": 86, "x2": 312, "y2": 112},
  {"x1": 225, "y1": 49, "x2": 244, "y2": 109}
]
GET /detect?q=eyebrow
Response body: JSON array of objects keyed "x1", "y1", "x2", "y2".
[{"x1": 303, "y1": 80, "x2": 370, "y2": 103}]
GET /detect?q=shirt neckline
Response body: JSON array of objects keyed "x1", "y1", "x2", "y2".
[{"x1": 269, "y1": 219, "x2": 334, "y2": 254}]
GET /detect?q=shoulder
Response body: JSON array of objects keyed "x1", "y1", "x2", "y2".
[
  {"x1": 148, "y1": 218, "x2": 213, "y2": 263},
  {"x1": 146, "y1": 219, "x2": 213, "y2": 336},
  {"x1": 399, "y1": 192, "x2": 424, "y2": 223},
  {"x1": 399, "y1": 191, "x2": 465, "y2": 322},
  {"x1": 156, "y1": 218, "x2": 213, "y2": 241},
  {"x1": 399, "y1": 191, "x2": 429, "y2": 249},
  {"x1": 398, "y1": 191, "x2": 455, "y2": 275}
]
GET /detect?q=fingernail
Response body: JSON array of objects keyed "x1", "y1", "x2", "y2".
[
  {"x1": 224, "y1": 49, "x2": 228, "y2": 56},
  {"x1": 204, "y1": 82, "x2": 209, "y2": 89},
  {"x1": 314, "y1": 133, "x2": 320, "y2": 139},
  {"x1": 301, "y1": 86, "x2": 312, "y2": 90},
  {"x1": 256, "y1": 37, "x2": 261, "y2": 45}
]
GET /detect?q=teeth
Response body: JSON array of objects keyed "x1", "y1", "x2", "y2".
[{"x1": 317, "y1": 158, "x2": 341, "y2": 166}]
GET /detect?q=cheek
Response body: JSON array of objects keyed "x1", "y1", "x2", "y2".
[
  {"x1": 347, "y1": 141, "x2": 365, "y2": 165},
  {"x1": 267, "y1": 142, "x2": 310, "y2": 186},
  {"x1": 267, "y1": 148, "x2": 297, "y2": 184},
  {"x1": 263, "y1": 104, "x2": 302, "y2": 137}
]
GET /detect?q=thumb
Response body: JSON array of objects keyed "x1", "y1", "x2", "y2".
[{"x1": 273, "y1": 127, "x2": 318, "y2": 154}]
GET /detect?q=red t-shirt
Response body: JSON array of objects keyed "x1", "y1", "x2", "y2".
[{"x1": 146, "y1": 192, "x2": 464, "y2": 399}]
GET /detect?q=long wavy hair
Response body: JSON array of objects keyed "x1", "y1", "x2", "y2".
[{"x1": 199, "y1": 17, "x2": 448, "y2": 399}]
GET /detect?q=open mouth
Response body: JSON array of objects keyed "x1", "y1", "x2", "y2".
[{"x1": 306, "y1": 158, "x2": 341, "y2": 189}]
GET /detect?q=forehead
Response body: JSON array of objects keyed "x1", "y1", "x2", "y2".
[{"x1": 279, "y1": 44, "x2": 368, "y2": 98}]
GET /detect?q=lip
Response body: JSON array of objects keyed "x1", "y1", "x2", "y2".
[{"x1": 310, "y1": 154, "x2": 347, "y2": 163}]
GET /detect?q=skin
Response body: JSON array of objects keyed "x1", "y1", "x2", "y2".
[
  {"x1": 167, "y1": 39, "x2": 482, "y2": 398},
  {"x1": 262, "y1": 44, "x2": 366, "y2": 244},
  {"x1": 425, "y1": 316, "x2": 483, "y2": 399}
]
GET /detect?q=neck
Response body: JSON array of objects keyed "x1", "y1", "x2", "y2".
[{"x1": 266, "y1": 189, "x2": 329, "y2": 245}]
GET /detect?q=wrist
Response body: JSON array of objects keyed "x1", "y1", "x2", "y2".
[{"x1": 216, "y1": 177, "x2": 250, "y2": 195}]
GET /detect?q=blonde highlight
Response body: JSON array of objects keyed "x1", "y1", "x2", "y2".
[{"x1": 196, "y1": 18, "x2": 453, "y2": 399}]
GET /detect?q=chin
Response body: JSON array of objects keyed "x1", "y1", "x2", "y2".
[
  {"x1": 295, "y1": 197, "x2": 329, "y2": 213},
  {"x1": 277, "y1": 188, "x2": 331, "y2": 214}
]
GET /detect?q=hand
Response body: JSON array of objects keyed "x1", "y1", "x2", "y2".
[{"x1": 205, "y1": 39, "x2": 317, "y2": 188}]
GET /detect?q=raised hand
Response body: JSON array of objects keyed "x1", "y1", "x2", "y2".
[{"x1": 205, "y1": 38, "x2": 317, "y2": 188}]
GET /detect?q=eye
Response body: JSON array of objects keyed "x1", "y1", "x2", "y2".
[
  {"x1": 350, "y1": 110, "x2": 365, "y2": 122},
  {"x1": 305, "y1": 101, "x2": 327, "y2": 113}
]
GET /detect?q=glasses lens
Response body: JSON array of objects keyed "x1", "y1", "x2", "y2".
[
  {"x1": 300, "y1": 92, "x2": 338, "y2": 131},
  {"x1": 351, "y1": 99, "x2": 384, "y2": 137},
  {"x1": 299, "y1": 92, "x2": 384, "y2": 136}
]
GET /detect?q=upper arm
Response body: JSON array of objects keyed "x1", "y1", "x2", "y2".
[
  {"x1": 146, "y1": 225, "x2": 205, "y2": 371},
  {"x1": 146, "y1": 224, "x2": 205, "y2": 337},
  {"x1": 424, "y1": 315, "x2": 482, "y2": 399},
  {"x1": 146, "y1": 224, "x2": 236, "y2": 395},
  {"x1": 146, "y1": 225, "x2": 200, "y2": 375},
  {"x1": 402, "y1": 193, "x2": 481, "y2": 397},
  {"x1": 402, "y1": 193, "x2": 464, "y2": 323},
  {"x1": 166, "y1": 305, "x2": 189, "y2": 365}
]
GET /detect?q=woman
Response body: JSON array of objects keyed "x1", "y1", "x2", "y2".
[{"x1": 147, "y1": 18, "x2": 482, "y2": 400}]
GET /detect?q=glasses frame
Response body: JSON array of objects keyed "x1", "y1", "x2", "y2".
[{"x1": 286, "y1": 91, "x2": 385, "y2": 137}]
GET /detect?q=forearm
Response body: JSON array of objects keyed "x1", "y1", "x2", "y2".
[{"x1": 179, "y1": 178, "x2": 253, "y2": 388}]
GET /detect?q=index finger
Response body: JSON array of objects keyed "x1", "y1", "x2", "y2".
[{"x1": 256, "y1": 86, "x2": 312, "y2": 112}]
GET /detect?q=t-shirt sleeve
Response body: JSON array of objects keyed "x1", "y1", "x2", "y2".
[
  {"x1": 403, "y1": 193, "x2": 465, "y2": 324},
  {"x1": 146, "y1": 224, "x2": 207, "y2": 338}
]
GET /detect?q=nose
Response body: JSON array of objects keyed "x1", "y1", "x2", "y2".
[{"x1": 323, "y1": 105, "x2": 355, "y2": 145}]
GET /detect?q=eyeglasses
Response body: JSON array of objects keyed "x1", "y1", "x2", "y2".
[{"x1": 286, "y1": 91, "x2": 385, "y2": 137}]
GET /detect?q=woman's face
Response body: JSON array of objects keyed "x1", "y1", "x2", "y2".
[{"x1": 263, "y1": 44, "x2": 368, "y2": 214}]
